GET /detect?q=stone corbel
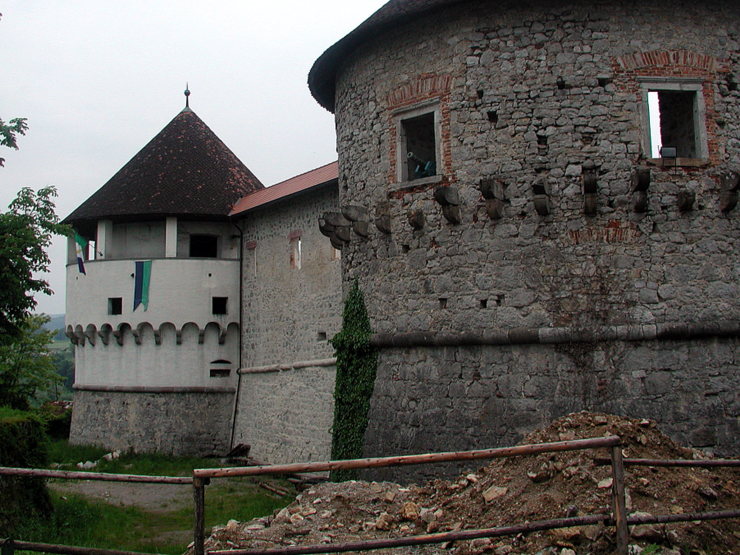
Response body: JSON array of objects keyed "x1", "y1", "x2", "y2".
[
  {"x1": 198, "y1": 329, "x2": 205, "y2": 345},
  {"x1": 113, "y1": 330, "x2": 123, "y2": 346},
  {"x1": 434, "y1": 186, "x2": 461, "y2": 224},
  {"x1": 319, "y1": 212, "x2": 351, "y2": 249},
  {"x1": 132, "y1": 329, "x2": 142, "y2": 346},
  {"x1": 407, "y1": 209, "x2": 425, "y2": 230},
  {"x1": 631, "y1": 167, "x2": 651, "y2": 213},
  {"x1": 719, "y1": 171, "x2": 739, "y2": 213},
  {"x1": 84, "y1": 328, "x2": 96, "y2": 347},
  {"x1": 153, "y1": 330, "x2": 162, "y2": 346},
  {"x1": 66, "y1": 329, "x2": 79, "y2": 346},
  {"x1": 175, "y1": 330, "x2": 182, "y2": 345},
  {"x1": 374, "y1": 202, "x2": 392, "y2": 234},
  {"x1": 342, "y1": 205, "x2": 371, "y2": 238},
  {"x1": 480, "y1": 178, "x2": 507, "y2": 220},
  {"x1": 218, "y1": 329, "x2": 227, "y2": 345}
]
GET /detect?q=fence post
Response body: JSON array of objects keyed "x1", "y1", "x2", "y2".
[
  {"x1": 1, "y1": 539, "x2": 15, "y2": 555},
  {"x1": 193, "y1": 477, "x2": 209, "y2": 555},
  {"x1": 610, "y1": 445, "x2": 629, "y2": 554}
]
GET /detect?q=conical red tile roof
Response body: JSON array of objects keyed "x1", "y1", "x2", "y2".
[{"x1": 64, "y1": 108, "x2": 263, "y2": 234}]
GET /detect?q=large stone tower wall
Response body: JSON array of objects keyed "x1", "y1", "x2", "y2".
[{"x1": 330, "y1": 0, "x2": 739, "y2": 478}]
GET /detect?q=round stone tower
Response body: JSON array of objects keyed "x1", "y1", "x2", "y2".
[
  {"x1": 64, "y1": 104, "x2": 263, "y2": 455},
  {"x1": 310, "y1": 0, "x2": 739, "y2": 478}
]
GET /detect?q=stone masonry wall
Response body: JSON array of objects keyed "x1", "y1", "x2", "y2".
[
  {"x1": 233, "y1": 186, "x2": 342, "y2": 463},
  {"x1": 70, "y1": 389, "x2": 233, "y2": 456},
  {"x1": 330, "y1": 0, "x2": 739, "y2": 474}
]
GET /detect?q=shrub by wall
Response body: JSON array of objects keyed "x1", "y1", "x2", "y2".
[
  {"x1": 0, "y1": 408, "x2": 52, "y2": 536},
  {"x1": 329, "y1": 281, "x2": 378, "y2": 481}
]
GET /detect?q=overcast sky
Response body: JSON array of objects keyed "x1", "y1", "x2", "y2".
[{"x1": 0, "y1": 0, "x2": 386, "y2": 316}]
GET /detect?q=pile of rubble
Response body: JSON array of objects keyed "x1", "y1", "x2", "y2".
[{"x1": 196, "y1": 413, "x2": 738, "y2": 554}]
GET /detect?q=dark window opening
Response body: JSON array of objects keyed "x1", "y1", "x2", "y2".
[
  {"x1": 212, "y1": 297, "x2": 228, "y2": 315},
  {"x1": 480, "y1": 299, "x2": 488, "y2": 309},
  {"x1": 317, "y1": 331, "x2": 327, "y2": 341},
  {"x1": 189, "y1": 234, "x2": 218, "y2": 258},
  {"x1": 403, "y1": 113, "x2": 437, "y2": 180},
  {"x1": 648, "y1": 90, "x2": 698, "y2": 158},
  {"x1": 108, "y1": 297, "x2": 122, "y2": 315},
  {"x1": 439, "y1": 298, "x2": 448, "y2": 309},
  {"x1": 210, "y1": 369, "x2": 231, "y2": 378}
]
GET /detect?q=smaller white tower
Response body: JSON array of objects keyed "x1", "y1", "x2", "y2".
[{"x1": 63, "y1": 96, "x2": 263, "y2": 455}]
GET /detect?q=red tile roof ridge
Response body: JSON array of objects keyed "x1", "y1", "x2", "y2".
[{"x1": 230, "y1": 160, "x2": 338, "y2": 216}]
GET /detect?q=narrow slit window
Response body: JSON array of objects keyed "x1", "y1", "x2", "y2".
[
  {"x1": 212, "y1": 297, "x2": 228, "y2": 315},
  {"x1": 290, "y1": 238, "x2": 302, "y2": 269}
]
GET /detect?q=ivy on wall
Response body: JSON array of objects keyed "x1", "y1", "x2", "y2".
[{"x1": 329, "y1": 280, "x2": 378, "y2": 481}]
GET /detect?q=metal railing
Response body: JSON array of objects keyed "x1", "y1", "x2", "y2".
[{"x1": 2, "y1": 436, "x2": 738, "y2": 555}]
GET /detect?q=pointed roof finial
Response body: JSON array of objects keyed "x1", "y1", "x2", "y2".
[{"x1": 184, "y1": 83, "x2": 191, "y2": 108}]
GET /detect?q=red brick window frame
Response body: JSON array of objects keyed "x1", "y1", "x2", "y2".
[
  {"x1": 387, "y1": 74, "x2": 452, "y2": 185},
  {"x1": 613, "y1": 50, "x2": 727, "y2": 167}
]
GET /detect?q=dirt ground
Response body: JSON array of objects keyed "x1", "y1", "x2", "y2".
[
  {"x1": 194, "y1": 412, "x2": 739, "y2": 555},
  {"x1": 49, "y1": 480, "x2": 192, "y2": 512}
]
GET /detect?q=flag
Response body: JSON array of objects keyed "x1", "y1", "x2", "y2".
[
  {"x1": 74, "y1": 232, "x2": 88, "y2": 275},
  {"x1": 133, "y1": 261, "x2": 152, "y2": 311}
]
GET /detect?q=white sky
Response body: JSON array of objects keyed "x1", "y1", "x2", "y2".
[{"x1": 0, "y1": 0, "x2": 386, "y2": 315}]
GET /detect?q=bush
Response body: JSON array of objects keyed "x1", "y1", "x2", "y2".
[
  {"x1": 0, "y1": 407, "x2": 52, "y2": 536},
  {"x1": 39, "y1": 401, "x2": 73, "y2": 440}
]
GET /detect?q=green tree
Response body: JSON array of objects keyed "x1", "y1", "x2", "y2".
[
  {"x1": 0, "y1": 314, "x2": 62, "y2": 409},
  {"x1": 0, "y1": 186, "x2": 68, "y2": 339},
  {"x1": 0, "y1": 116, "x2": 28, "y2": 167}
]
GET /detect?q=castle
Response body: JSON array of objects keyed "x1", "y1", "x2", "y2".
[{"x1": 66, "y1": 0, "x2": 738, "y2": 471}]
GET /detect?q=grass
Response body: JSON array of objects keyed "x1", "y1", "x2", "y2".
[
  {"x1": 47, "y1": 439, "x2": 220, "y2": 476},
  {"x1": 13, "y1": 440, "x2": 296, "y2": 554}
]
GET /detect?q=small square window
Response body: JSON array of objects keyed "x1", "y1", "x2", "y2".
[
  {"x1": 402, "y1": 113, "x2": 437, "y2": 180},
  {"x1": 189, "y1": 235, "x2": 218, "y2": 258},
  {"x1": 641, "y1": 79, "x2": 707, "y2": 161},
  {"x1": 212, "y1": 297, "x2": 228, "y2": 315},
  {"x1": 108, "y1": 297, "x2": 122, "y2": 315},
  {"x1": 210, "y1": 369, "x2": 231, "y2": 378}
]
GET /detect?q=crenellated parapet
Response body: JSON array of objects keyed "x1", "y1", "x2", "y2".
[{"x1": 66, "y1": 321, "x2": 238, "y2": 347}]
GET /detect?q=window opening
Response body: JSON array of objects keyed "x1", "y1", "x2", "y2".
[
  {"x1": 210, "y1": 369, "x2": 231, "y2": 378},
  {"x1": 189, "y1": 234, "x2": 218, "y2": 258},
  {"x1": 402, "y1": 112, "x2": 437, "y2": 180},
  {"x1": 290, "y1": 238, "x2": 302, "y2": 269},
  {"x1": 212, "y1": 297, "x2": 228, "y2": 315},
  {"x1": 108, "y1": 297, "x2": 122, "y2": 315},
  {"x1": 647, "y1": 90, "x2": 699, "y2": 158}
]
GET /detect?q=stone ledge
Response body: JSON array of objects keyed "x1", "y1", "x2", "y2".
[{"x1": 371, "y1": 320, "x2": 740, "y2": 348}]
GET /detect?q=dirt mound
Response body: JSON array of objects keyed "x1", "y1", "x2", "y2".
[{"x1": 197, "y1": 412, "x2": 738, "y2": 554}]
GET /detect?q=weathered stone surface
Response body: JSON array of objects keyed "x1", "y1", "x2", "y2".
[{"x1": 325, "y1": 0, "x2": 738, "y2": 479}]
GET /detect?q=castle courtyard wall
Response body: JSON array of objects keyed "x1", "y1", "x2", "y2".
[{"x1": 233, "y1": 186, "x2": 342, "y2": 463}]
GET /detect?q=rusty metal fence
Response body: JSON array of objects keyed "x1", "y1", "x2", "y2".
[{"x1": 2, "y1": 435, "x2": 738, "y2": 555}]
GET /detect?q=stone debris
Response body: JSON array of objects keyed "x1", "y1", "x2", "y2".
[{"x1": 191, "y1": 412, "x2": 738, "y2": 555}]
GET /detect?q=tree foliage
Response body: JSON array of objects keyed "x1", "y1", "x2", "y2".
[
  {"x1": 0, "y1": 116, "x2": 28, "y2": 167},
  {"x1": 0, "y1": 314, "x2": 62, "y2": 410},
  {"x1": 0, "y1": 186, "x2": 69, "y2": 338},
  {"x1": 329, "y1": 280, "x2": 378, "y2": 481}
]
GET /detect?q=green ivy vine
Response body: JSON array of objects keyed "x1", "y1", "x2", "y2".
[{"x1": 329, "y1": 280, "x2": 378, "y2": 481}]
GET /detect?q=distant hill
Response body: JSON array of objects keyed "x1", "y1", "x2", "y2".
[{"x1": 41, "y1": 314, "x2": 66, "y2": 332}]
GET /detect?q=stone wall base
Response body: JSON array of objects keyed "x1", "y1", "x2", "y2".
[
  {"x1": 363, "y1": 337, "x2": 738, "y2": 481},
  {"x1": 69, "y1": 389, "x2": 234, "y2": 456}
]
